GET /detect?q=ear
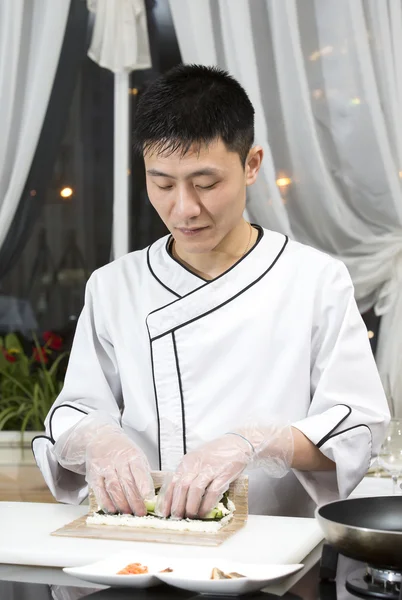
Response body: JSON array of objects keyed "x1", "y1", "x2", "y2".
[{"x1": 245, "y1": 146, "x2": 263, "y2": 186}]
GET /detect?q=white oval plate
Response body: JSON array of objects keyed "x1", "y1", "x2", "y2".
[
  {"x1": 63, "y1": 553, "x2": 169, "y2": 588},
  {"x1": 64, "y1": 553, "x2": 303, "y2": 594},
  {"x1": 157, "y1": 559, "x2": 304, "y2": 595}
]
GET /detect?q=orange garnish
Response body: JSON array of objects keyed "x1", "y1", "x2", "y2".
[{"x1": 117, "y1": 562, "x2": 149, "y2": 575}]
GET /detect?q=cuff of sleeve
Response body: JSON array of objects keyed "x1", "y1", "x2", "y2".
[
  {"x1": 47, "y1": 403, "x2": 92, "y2": 443},
  {"x1": 293, "y1": 425, "x2": 372, "y2": 505},
  {"x1": 31, "y1": 435, "x2": 88, "y2": 504},
  {"x1": 292, "y1": 404, "x2": 351, "y2": 448},
  {"x1": 291, "y1": 402, "x2": 372, "y2": 505}
]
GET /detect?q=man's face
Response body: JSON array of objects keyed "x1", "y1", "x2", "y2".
[{"x1": 144, "y1": 138, "x2": 262, "y2": 254}]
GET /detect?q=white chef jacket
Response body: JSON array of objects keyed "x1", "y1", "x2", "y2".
[{"x1": 32, "y1": 226, "x2": 390, "y2": 516}]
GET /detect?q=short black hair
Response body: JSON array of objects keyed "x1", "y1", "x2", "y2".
[{"x1": 133, "y1": 64, "x2": 255, "y2": 166}]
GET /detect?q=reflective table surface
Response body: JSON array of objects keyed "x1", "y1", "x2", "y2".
[{"x1": 0, "y1": 547, "x2": 375, "y2": 600}]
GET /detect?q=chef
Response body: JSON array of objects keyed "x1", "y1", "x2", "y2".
[{"x1": 32, "y1": 64, "x2": 390, "y2": 519}]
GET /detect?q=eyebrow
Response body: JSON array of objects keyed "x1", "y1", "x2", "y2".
[{"x1": 146, "y1": 168, "x2": 221, "y2": 179}]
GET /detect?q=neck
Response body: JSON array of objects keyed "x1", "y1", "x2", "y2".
[{"x1": 172, "y1": 219, "x2": 257, "y2": 280}]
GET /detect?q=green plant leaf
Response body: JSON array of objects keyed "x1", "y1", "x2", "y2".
[
  {"x1": 18, "y1": 354, "x2": 30, "y2": 377},
  {"x1": 0, "y1": 368, "x2": 33, "y2": 398},
  {"x1": 20, "y1": 408, "x2": 35, "y2": 434},
  {"x1": 5, "y1": 334, "x2": 23, "y2": 352},
  {"x1": 0, "y1": 404, "x2": 27, "y2": 430},
  {"x1": 33, "y1": 383, "x2": 47, "y2": 430},
  {"x1": 48, "y1": 352, "x2": 69, "y2": 378},
  {"x1": 0, "y1": 351, "x2": 7, "y2": 369},
  {"x1": 0, "y1": 395, "x2": 27, "y2": 404},
  {"x1": 32, "y1": 332, "x2": 49, "y2": 370},
  {"x1": 0, "y1": 331, "x2": 69, "y2": 432}
]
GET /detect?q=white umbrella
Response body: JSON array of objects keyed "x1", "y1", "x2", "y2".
[{"x1": 87, "y1": 0, "x2": 152, "y2": 258}]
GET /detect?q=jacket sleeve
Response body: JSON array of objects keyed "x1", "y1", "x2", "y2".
[
  {"x1": 32, "y1": 272, "x2": 123, "y2": 504},
  {"x1": 291, "y1": 260, "x2": 390, "y2": 505}
]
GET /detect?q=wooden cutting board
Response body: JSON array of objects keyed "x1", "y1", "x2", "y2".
[{"x1": 51, "y1": 472, "x2": 248, "y2": 547}]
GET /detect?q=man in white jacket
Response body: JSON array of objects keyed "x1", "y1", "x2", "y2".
[{"x1": 33, "y1": 65, "x2": 390, "y2": 519}]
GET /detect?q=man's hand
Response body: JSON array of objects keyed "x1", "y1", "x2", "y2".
[
  {"x1": 157, "y1": 423, "x2": 296, "y2": 520},
  {"x1": 156, "y1": 434, "x2": 253, "y2": 519},
  {"x1": 85, "y1": 427, "x2": 154, "y2": 515},
  {"x1": 53, "y1": 411, "x2": 154, "y2": 515}
]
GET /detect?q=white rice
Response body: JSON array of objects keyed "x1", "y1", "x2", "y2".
[
  {"x1": 86, "y1": 512, "x2": 233, "y2": 533},
  {"x1": 86, "y1": 499, "x2": 236, "y2": 533}
]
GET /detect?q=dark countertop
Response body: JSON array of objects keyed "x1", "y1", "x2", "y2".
[{"x1": 0, "y1": 549, "x2": 372, "y2": 600}]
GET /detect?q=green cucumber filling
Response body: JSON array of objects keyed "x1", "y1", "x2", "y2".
[{"x1": 96, "y1": 489, "x2": 234, "y2": 521}]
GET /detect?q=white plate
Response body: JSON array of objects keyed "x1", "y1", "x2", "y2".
[
  {"x1": 157, "y1": 559, "x2": 304, "y2": 595},
  {"x1": 63, "y1": 553, "x2": 168, "y2": 588},
  {"x1": 64, "y1": 553, "x2": 303, "y2": 594}
]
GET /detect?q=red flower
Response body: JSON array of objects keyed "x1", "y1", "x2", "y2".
[
  {"x1": 43, "y1": 331, "x2": 63, "y2": 350},
  {"x1": 2, "y1": 350, "x2": 16, "y2": 363},
  {"x1": 33, "y1": 347, "x2": 49, "y2": 363}
]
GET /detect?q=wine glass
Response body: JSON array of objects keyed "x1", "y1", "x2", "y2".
[{"x1": 377, "y1": 419, "x2": 402, "y2": 494}]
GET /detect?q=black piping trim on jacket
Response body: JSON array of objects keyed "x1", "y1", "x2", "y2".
[
  {"x1": 165, "y1": 223, "x2": 265, "y2": 285},
  {"x1": 145, "y1": 226, "x2": 280, "y2": 470},
  {"x1": 146, "y1": 321, "x2": 162, "y2": 470},
  {"x1": 48, "y1": 403, "x2": 89, "y2": 443},
  {"x1": 318, "y1": 424, "x2": 373, "y2": 473},
  {"x1": 316, "y1": 404, "x2": 352, "y2": 448},
  {"x1": 150, "y1": 234, "x2": 289, "y2": 342},
  {"x1": 31, "y1": 434, "x2": 54, "y2": 464},
  {"x1": 165, "y1": 236, "x2": 207, "y2": 283},
  {"x1": 318, "y1": 423, "x2": 373, "y2": 471},
  {"x1": 172, "y1": 331, "x2": 186, "y2": 456},
  {"x1": 320, "y1": 423, "x2": 372, "y2": 442},
  {"x1": 146, "y1": 225, "x2": 267, "y2": 322},
  {"x1": 147, "y1": 244, "x2": 181, "y2": 299}
]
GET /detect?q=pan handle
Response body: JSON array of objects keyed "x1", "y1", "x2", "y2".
[{"x1": 320, "y1": 543, "x2": 339, "y2": 582}]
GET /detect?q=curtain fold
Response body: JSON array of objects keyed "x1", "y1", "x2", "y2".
[
  {"x1": 169, "y1": 0, "x2": 402, "y2": 415},
  {"x1": 87, "y1": 0, "x2": 151, "y2": 72},
  {"x1": 0, "y1": 0, "x2": 71, "y2": 252},
  {"x1": 0, "y1": 0, "x2": 89, "y2": 282}
]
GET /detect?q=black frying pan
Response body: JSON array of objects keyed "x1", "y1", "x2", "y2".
[{"x1": 316, "y1": 496, "x2": 402, "y2": 570}]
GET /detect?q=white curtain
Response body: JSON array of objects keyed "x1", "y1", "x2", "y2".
[
  {"x1": 0, "y1": 0, "x2": 71, "y2": 252},
  {"x1": 87, "y1": 0, "x2": 151, "y2": 73},
  {"x1": 169, "y1": 0, "x2": 402, "y2": 416}
]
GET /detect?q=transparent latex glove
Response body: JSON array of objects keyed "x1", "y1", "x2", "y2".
[
  {"x1": 156, "y1": 423, "x2": 294, "y2": 520},
  {"x1": 52, "y1": 410, "x2": 154, "y2": 515}
]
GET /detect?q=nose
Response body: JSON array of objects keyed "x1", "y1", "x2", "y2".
[{"x1": 172, "y1": 184, "x2": 202, "y2": 221}]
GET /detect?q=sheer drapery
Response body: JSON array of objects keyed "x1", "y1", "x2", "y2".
[
  {"x1": 169, "y1": 0, "x2": 402, "y2": 415},
  {"x1": 87, "y1": 0, "x2": 151, "y2": 73},
  {"x1": 0, "y1": 0, "x2": 70, "y2": 252}
]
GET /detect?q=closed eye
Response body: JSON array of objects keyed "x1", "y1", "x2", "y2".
[
  {"x1": 157, "y1": 185, "x2": 173, "y2": 190},
  {"x1": 197, "y1": 183, "x2": 218, "y2": 190}
]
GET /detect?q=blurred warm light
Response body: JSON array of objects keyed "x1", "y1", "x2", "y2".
[
  {"x1": 127, "y1": 169, "x2": 131, "y2": 175},
  {"x1": 129, "y1": 88, "x2": 138, "y2": 95},
  {"x1": 368, "y1": 330, "x2": 375, "y2": 339},
  {"x1": 312, "y1": 89, "x2": 323, "y2": 99},
  {"x1": 60, "y1": 187, "x2": 73, "y2": 198},
  {"x1": 30, "y1": 190, "x2": 37, "y2": 197},
  {"x1": 276, "y1": 177, "x2": 292, "y2": 187},
  {"x1": 310, "y1": 46, "x2": 333, "y2": 61},
  {"x1": 350, "y1": 97, "x2": 361, "y2": 105},
  {"x1": 399, "y1": 171, "x2": 402, "y2": 178}
]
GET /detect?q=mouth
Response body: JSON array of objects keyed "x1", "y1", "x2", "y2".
[{"x1": 176, "y1": 226, "x2": 209, "y2": 236}]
